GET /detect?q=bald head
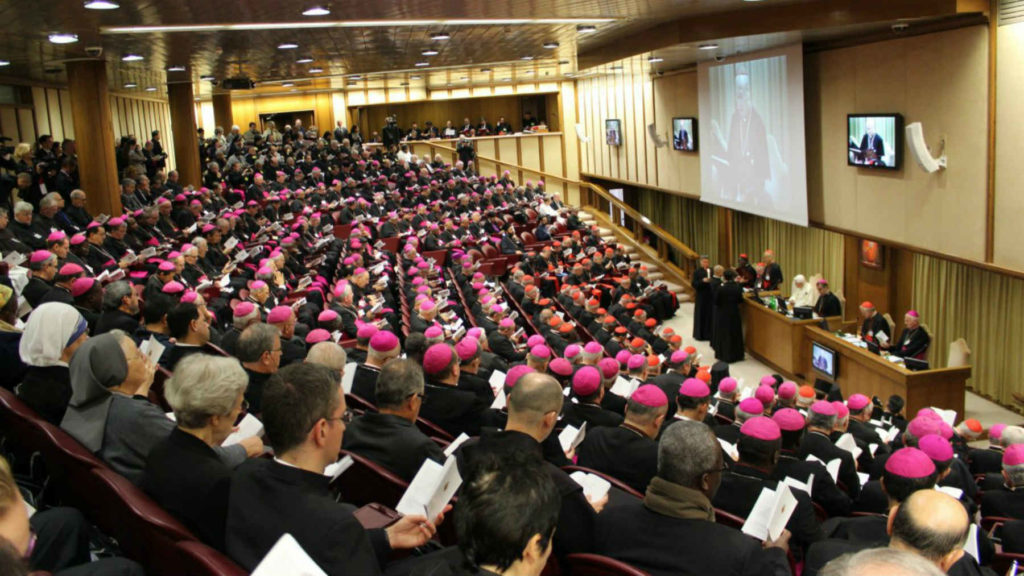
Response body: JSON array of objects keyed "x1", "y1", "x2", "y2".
[
  {"x1": 889, "y1": 490, "x2": 968, "y2": 570},
  {"x1": 507, "y1": 373, "x2": 563, "y2": 428},
  {"x1": 820, "y1": 547, "x2": 945, "y2": 576}
]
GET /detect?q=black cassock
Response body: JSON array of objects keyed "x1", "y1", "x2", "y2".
[
  {"x1": 692, "y1": 266, "x2": 714, "y2": 341},
  {"x1": 712, "y1": 281, "x2": 744, "y2": 363}
]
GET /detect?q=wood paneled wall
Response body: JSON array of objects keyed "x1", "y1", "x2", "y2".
[
  {"x1": 354, "y1": 93, "x2": 559, "y2": 135},
  {"x1": 108, "y1": 93, "x2": 176, "y2": 172}
]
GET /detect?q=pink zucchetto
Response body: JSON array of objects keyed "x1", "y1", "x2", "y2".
[
  {"x1": 918, "y1": 434, "x2": 954, "y2": 463},
  {"x1": 584, "y1": 341, "x2": 604, "y2": 356},
  {"x1": 70, "y1": 234, "x2": 86, "y2": 246},
  {"x1": 615, "y1": 350, "x2": 631, "y2": 365},
  {"x1": 161, "y1": 281, "x2": 184, "y2": 294},
  {"x1": 572, "y1": 366, "x2": 602, "y2": 396},
  {"x1": 679, "y1": 378, "x2": 710, "y2": 398},
  {"x1": 233, "y1": 302, "x2": 256, "y2": 317},
  {"x1": 548, "y1": 358, "x2": 574, "y2": 377},
  {"x1": 424, "y1": 326, "x2": 443, "y2": 340},
  {"x1": 527, "y1": 335, "x2": 546, "y2": 348},
  {"x1": 357, "y1": 324, "x2": 379, "y2": 340},
  {"x1": 529, "y1": 345, "x2": 552, "y2": 360},
  {"x1": 990, "y1": 423, "x2": 1007, "y2": 442},
  {"x1": 810, "y1": 400, "x2": 837, "y2": 416},
  {"x1": 773, "y1": 408, "x2": 806, "y2": 432},
  {"x1": 598, "y1": 358, "x2": 620, "y2": 380},
  {"x1": 778, "y1": 382, "x2": 797, "y2": 400},
  {"x1": 506, "y1": 365, "x2": 535, "y2": 390},
  {"x1": 738, "y1": 398, "x2": 765, "y2": 416},
  {"x1": 422, "y1": 343, "x2": 456, "y2": 376},
  {"x1": 760, "y1": 375, "x2": 777, "y2": 388},
  {"x1": 670, "y1": 350, "x2": 689, "y2": 364},
  {"x1": 58, "y1": 263, "x2": 84, "y2": 276},
  {"x1": 563, "y1": 344, "x2": 581, "y2": 360},
  {"x1": 885, "y1": 447, "x2": 936, "y2": 479},
  {"x1": 832, "y1": 401, "x2": 849, "y2": 419},
  {"x1": 631, "y1": 385, "x2": 668, "y2": 408},
  {"x1": 455, "y1": 338, "x2": 479, "y2": 361},
  {"x1": 70, "y1": 277, "x2": 96, "y2": 298},
  {"x1": 627, "y1": 354, "x2": 645, "y2": 371},
  {"x1": 180, "y1": 291, "x2": 199, "y2": 304},
  {"x1": 267, "y1": 306, "x2": 294, "y2": 324},
  {"x1": 740, "y1": 416, "x2": 782, "y2": 441},
  {"x1": 46, "y1": 230, "x2": 66, "y2": 243},
  {"x1": 158, "y1": 261, "x2": 176, "y2": 272},
  {"x1": 908, "y1": 416, "x2": 943, "y2": 440},
  {"x1": 370, "y1": 331, "x2": 400, "y2": 353},
  {"x1": 318, "y1": 310, "x2": 338, "y2": 322},
  {"x1": 420, "y1": 300, "x2": 436, "y2": 312},
  {"x1": 754, "y1": 385, "x2": 775, "y2": 406},
  {"x1": 499, "y1": 318, "x2": 515, "y2": 329},
  {"x1": 718, "y1": 377, "x2": 738, "y2": 394},
  {"x1": 305, "y1": 329, "x2": 332, "y2": 345},
  {"x1": 1004, "y1": 444, "x2": 1024, "y2": 467},
  {"x1": 846, "y1": 393, "x2": 871, "y2": 411}
]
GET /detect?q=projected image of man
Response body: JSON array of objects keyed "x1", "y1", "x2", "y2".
[
  {"x1": 858, "y1": 119, "x2": 886, "y2": 166},
  {"x1": 715, "y1": 72, "x2": 769, "y2": 205}
]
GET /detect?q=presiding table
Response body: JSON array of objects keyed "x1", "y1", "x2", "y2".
[
  {"x1": 802, "y1": 327, "x2": 971, "y2": 419},
  {"x1": 741, "y1": 294, "x2": 841, "y2": 379}
]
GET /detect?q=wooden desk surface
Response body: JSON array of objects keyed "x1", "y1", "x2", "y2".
[
  {"x1": 804, "y1": 326, "x2": 971, "y2": 418},
  {"x1": 741, "y1": 295, "x2": 840, "y2": 380}
]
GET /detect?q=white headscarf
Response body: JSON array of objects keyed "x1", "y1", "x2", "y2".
[
  {"x1": 789, "y1": 274, "x2": 816, "y2": 308},
  {"x1": 19, "y1": 302, "x2": 87, "y2": 367}
]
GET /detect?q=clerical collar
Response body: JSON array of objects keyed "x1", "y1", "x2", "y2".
[{"x1": 273, "y1": 456, "x2": 298, "y2": 469}]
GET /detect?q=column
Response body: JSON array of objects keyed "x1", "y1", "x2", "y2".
[
  {"x1": 167, "y1": 80, "x2": 201, "y2": 188},
  {"x1": 212, "y1": 91, "x2": 233, "y2": 131},
  {"x1": 66, "y1": 60, "x2": 120, "y2": 216}
]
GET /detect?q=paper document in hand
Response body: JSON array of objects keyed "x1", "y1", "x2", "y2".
[
  {"x1": 569, "y1": 471, "x2": 611, "y2": 502},
  {"x1": 324, "y1": 455, "x2": 354, "y2": 481},
  {"x1": 835, "y1": 433, "x2": 863, "y2": 460},
  {"x1": 223, "y1": 413, "x2": 264, "y2": 446},
  {"x1": 396, "y1": 456, "x2": 462, "y2": 521},
  {"x1": 875, "y1": 331, "x2": 889, "y2": 345},
  {"x1": 964, "y1": 523, "x2": 979, "y2": 562},
  {"x1": 139, "y1": 335, "x2": 166, "y2": 365},
  {"x1": 806, "y1": 454, "x2": 842, "y2": 483},
  {"x1": 559, "y1": 423, "x2": 587, "y2": 454},
  {"x1": 936, "y1": 485, "x2": 964, "y2": 500},
  {"x1": 782, "y1": 474, "x2": 814, "y2": 497},
  {"x1": 718, "y1": 438, "x2": 739, "y2": 462},
  {"x1": 223, "y1": 237, "x2": 239, "y2": 251},
  {"x1": 857, "y1": 472, "x2": 869, "y2": 486},
  {"x1": 444, "y1": 433, "x2": 471, "y2": 458},
  {"x1": 340, "y1": 362, "x2": 358, "y2": 394},
  {"x1": 488, "y1": 370, "x2": 506, "y2": 393},
  {"x1": 250, "y1": 533, "x2": 327, "y2": 576},
  {"x1": 609, "y1": 377, "x2": 639, "y2": 398},
  {"x1": 742, "y1": 484, "x2": 797, "y2": 542},
  {"x1": 490, "y1": 389, "x2": 507, "y2": 410},
  {"x1": 930, "y1": 407, "x2": 957, "y2": 427}
]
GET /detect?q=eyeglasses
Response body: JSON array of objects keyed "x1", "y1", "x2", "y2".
[
  {"x1": 324, "y1": 410, "x2": 354, "y2": 425},
  {"x1": 705, "y1": 461, "x2": 729, "y2": 475}
]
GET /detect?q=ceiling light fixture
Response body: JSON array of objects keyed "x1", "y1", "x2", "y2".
[
  {"x1": 48, "y1": 33, "x2": 79, "y2": 44},
  {"x1": 281, "y1": 82, "x2": 295, "y2": 87},
  {"x1": 430, "y1": 32, "x2": 450, "y2": 40},
  {"x1": 102, "y1": 18, "x2": 616, "y2": 34},
  {"x1": 145, "y1": 86, "x2": 157, "y2": 91},
  {"x1": 543, "y1": 42, "x2": 559, "y2": 49},
  {"x1": 415, "y1": 61, "x2": 430, "y2": 67},
  {"x1": 84, "y1": 0, "x2": 119, "y2": 8},
  {"x1": 520, "y1": 55, "x2": 534, "y2": 61},
  {"x1": 302, "y1": 5, "x2": 330, "y2": 16},
  {"x1": 167, "y1": 65, "x2": 186, "y2": 72},
  {"x1": 349, "y1": 74, "x2": 362, "y2": 79},
  {"x1": 698, "y1": 43, "x2": 719, "y2": 50},
  {"x1": 421, "y1": 49, "x2": 438, "y2": 56},
  {"x1": 200, "y1": 75, "x2": 216, "y2": 81},
  {"x1": 648, "y1": 57, "x2": 663, "y2": 63},
  {"x1": 123, "y1": 82, "x2": 137, "y2": 88},
  {"x1": 277, "y1": 43, "x2": 299, "y2": 49},
  {"x1": 410, "y1": 75, "x2": 422, "y2": 79},
  {"x1": 122, "y1": 53, "x2": 143, "y2": 61},
  {"x1": 0, "y1": 60, "x2": 9, "y2": 67},
  {"x1": 309, "y1": 67, "x2": 323, "y2": 73},
  {"x1": 502, "y1": 77, "x2": 512, "y2": 82},
  {"x1": 295, "y1": 57, "x2": 314, "y2": 63}
]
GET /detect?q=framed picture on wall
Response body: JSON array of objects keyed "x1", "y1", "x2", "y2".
[
  {"x1": 672, "y1": 117, "x2": 698, "y2": 151},
  {"x1": 860, "y1": 239, "x2": 883, "y2": 269},
  {"x1": 605, "y1": 119, "x2": 622, "y2": 146}
]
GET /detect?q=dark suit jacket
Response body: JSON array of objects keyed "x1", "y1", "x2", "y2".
[
  {"x1": 576, "y1": 424, "x2": 657, "y2": 493},
  {"x1": 799, "y1": 431, "x2": 861, "y2": 498},
  {"x1": 969, "y1": 447, "x2": 1004, "y2": 475},
  {"x1": 860, "y1": 313, "x2": 890, "y2": 345},
  {"x1": 775, "y1": 451, "x2": 852, "y2": 518},
  {"x1": 350, "y1": 364, "x2": 381, "y2": 405},
  {"x1": 594, "y1": 497, "x2": 791, "y2": 576},
  {"x1": 342, "y1": 412, "x2": 445, "y2": 482},
  {"x1": 420, "y1": 380, "x2": 490, "y2": 437},
  {"x1": 981, "y1": 486, "x2": 1024, "y2": 520},
  {"x1": 563, "y1": 401, "x2": 624, "y2": 430},
  {"x1": 894, "y1": 327, "x2": 930, "y2": 360},
  {"x1": 142, "y1": 428, "x2": 233, "y2": 551},
  {"x1": 813, "y1": 292, "x2": 842, "y2": 318},
  {"x1": 226, "y1": 458, "x2": 390, "y2": 574},
  {"x1": 94, "y1": 309, "x2": 140, "y2": 336},
  {"x1": 713, "y1": 463, "x2": 825, "y2": 550},
  {"x1": 159, "y1": 344, "x2": 204, "y2": 371}
]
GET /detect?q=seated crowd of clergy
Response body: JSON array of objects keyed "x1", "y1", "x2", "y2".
[{"x1": 0, "y1": 122, "x2": 1008, "y2": 576}]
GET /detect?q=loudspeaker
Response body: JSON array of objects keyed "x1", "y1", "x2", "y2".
[
  {"x1": 647, "y1": 123, "x2": 667, "y2": 148},
  {"x1": 905, "y1": 122, "x2": 946, "y2": 173}
]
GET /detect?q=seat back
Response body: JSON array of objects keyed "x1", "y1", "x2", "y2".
[
  {"x1": 33, "y1": 420, "x2": 105, "y2": 512},
  {"x1": 0, "y1": 388, "x2": 48, "y2": 472},
  {"x1": 416, "y1": 417, "x2": 455, "y2": 442},
  {"x1": 173, "y1": 540, "x2": 247, "y2": 576},
  {"x1": 481, "y1": 244, "x2": 499, "y2": 258},
  {"x1": 563, "y1": 554, "x2": 650, "y2": 576},
  {"x1": 332, "y1": 450, "x2": 409, "y2": 508},
  {"x1": 713, "y1": 507, "x2": 746, "y2": 529},
  {"x1": 80, "y1": 467, "x2": 196, "y2": 576},
  {"x1": 948, "y1": 338, "x2": 971, "y2": 368}
]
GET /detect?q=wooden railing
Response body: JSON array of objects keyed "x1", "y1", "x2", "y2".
[{"x1": 408, "y1": 139, "x2": 698, "y2": 296}]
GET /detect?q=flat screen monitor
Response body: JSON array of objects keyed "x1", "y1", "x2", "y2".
[
  {"x1": 904, "y1": 357, "x2": 930, "y2": 372},
  {"x1": 811, "y1": 342, "x2": 837, "y2": 380},
  {"x1": 848, "y1": 113, "x2": 903, "y2": 170},
  {"x1": 672, "y1": 117, "x2": 698, "y2": 151}
]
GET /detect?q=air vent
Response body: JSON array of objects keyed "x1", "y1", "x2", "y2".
[{"x1": 1000, "y1": 0, "x2": 1024, "y2": 26}]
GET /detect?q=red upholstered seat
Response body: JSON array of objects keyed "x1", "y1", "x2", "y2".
[
  {"x1": 173, "y1": 540, "x2": 247, "y2": 576},
  {"x1": 0, "y1": 388, "x2": 49, "y2": 475},
  {"x1": 522, "y1": 231, "x2": 537, "y2": 244},
  {"x1": 332, "y1": 450, "x2": 408, "y2": 508},
  {"x1": 416, "y1": 417, "x2": 455, "y2": 442},
  {"x1": 33, "y1": 420, "x2": 105, "y2": 512},
  {"x1": 481, "y1": 244, "x2": 499, "y2": 259}
]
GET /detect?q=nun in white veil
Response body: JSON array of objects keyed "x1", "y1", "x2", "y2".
[{"x1": 788, "y1": 274, "x2": 816, "y2": 308}]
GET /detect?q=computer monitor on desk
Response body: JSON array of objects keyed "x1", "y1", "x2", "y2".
[
  {"x1": 793, "y1": 306, "x2": 813, "y2": 320},
  {"x1": 866, "y1": 341, "x2": 880, "y2": 355},
  {"x1": 904, "y1": 357, "x2": 930, "y2": 372}
]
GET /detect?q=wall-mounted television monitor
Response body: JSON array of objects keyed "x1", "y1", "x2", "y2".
[
  {"x1": 811, "y1": 342, "x2": 837, "y2": 380},
  {"x1": 605, "y1": 119, "x2": 622, "y2": 146},
  {"x1": 848, "y1": 113, "x2": 903, "y2": 170},
  {"x1": 672, "y1": 117, "x2": 698, "y2": 151}
]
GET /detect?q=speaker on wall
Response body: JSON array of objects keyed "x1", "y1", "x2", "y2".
[{"x1": 905, "y1": 122, "x2": 946, "y2": 173}]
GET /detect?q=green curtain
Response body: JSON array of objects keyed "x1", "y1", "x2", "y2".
[
  {"x1": 732, "y1": 212, "x2": 844, "y2": 298},
  {"x1": 635, "y1": 190, "x2": 720, "y2": 264},
  {"x1": 911, "y1": 254, "x2": 1024, "y2": 402}
]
